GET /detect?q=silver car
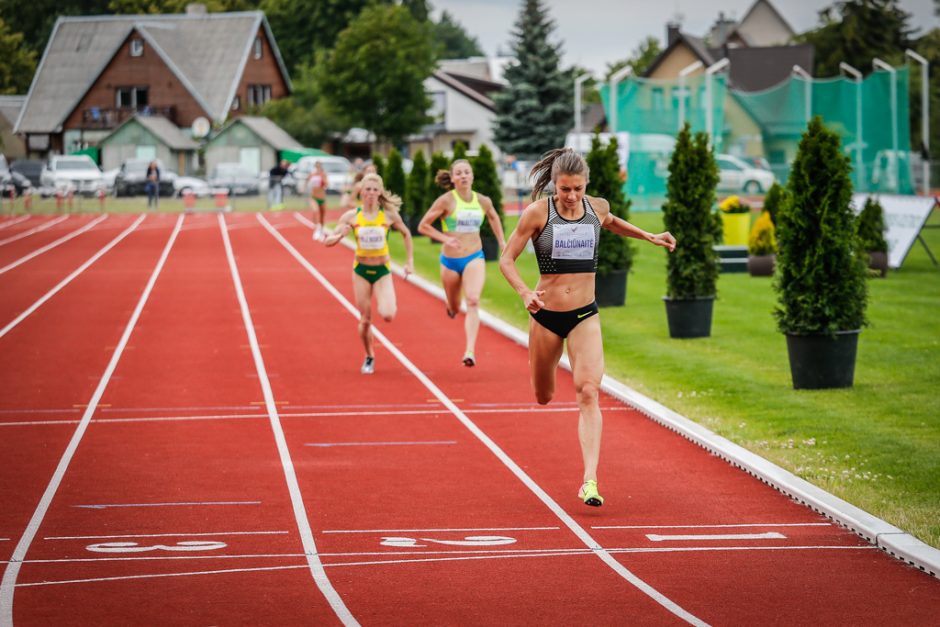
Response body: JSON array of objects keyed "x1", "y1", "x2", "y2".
[{"x1": 40, "y1": 155, "x2": 105, "y2": 196}]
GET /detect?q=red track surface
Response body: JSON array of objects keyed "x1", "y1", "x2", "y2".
[{"x1": 1, "y1": 211, "x2": 938, "y2": 626}]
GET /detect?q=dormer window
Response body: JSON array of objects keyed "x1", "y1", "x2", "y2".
[
  {"x1": 130, "y1": 38, "x2": 144, "y2": 57},
  {"x1": 253, "y1": 37, "x2": 263, "y2": 60}
]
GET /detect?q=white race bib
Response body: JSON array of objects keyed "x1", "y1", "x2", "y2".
[
  {"x1": 358, "y1": 225, "x2": 386, "y2": 250},
  {"x1": 454, "y1": 209, "x2": 483, "y2": 233},
  {"x1": 551, "y1": 223, "x2": 595, "y2": 260}
]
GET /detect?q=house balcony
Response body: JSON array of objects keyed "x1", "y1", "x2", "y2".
[{"x1": 81, "y1": 106, "x2": 176, "y2": 129}]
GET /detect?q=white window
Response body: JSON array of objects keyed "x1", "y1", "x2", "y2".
[
  {"x1": 130, "y1": 39, "x2": 144, "y2": 57},
  {"x1": 254, "y1": 36, "x2": 263, "y2": 60},
  {"x1": 247, "y1": 84, "x2": 272, "y2": 107},
  {"x1": 115, "y1": 86, "x2": 148, "y2": 108},
  {"x1": 231, "y1": 96, "x2": 240, "y2": 111}
]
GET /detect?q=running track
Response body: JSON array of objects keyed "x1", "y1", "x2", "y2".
[{"x1": 0, "y1": 211, "x2": 938, "y2": 625}]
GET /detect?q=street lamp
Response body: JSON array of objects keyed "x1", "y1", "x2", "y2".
[
  {"x1": 839, "y1": 61, "x2": 865, "y2": 186},
  {"x1": 705, "y1": 58, "x2": 730, "y2": 148},
  {"x1": 678, "y1": 60, "x2": 703, "y2": 130},
  {"x1": 792, "y1": 64, "x2": 812, "y2": 124},
  {"x1": 905, "y1": 49, "x2": 930, "y2": 195},
  {"x1": 873, "y1": 58, "x2": 898, "y2": 192},
  {"x1": 608, "y1": 65, "x2": 633, "y2": 135}
]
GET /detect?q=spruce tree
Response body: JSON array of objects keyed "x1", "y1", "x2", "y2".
[
  {"x1": 385, "y1": 148, "x2": 407, "y2": 211},
  {"x1": 372, "y1": 154, "x2": 386, "y2": 180},
  {"x1": 427, "y1": 151, "x2": 450, "y2": 202},
  {"x1": 492, "y1": 0, "x2": 572, "y2": 159},
  {"x1": 586, "y1": 134, "x2": 634, "y2": 276},
  {"x1": 452, "y1": 141, "x2": 468, "y2": 162},
  {"x1": 470, "y1": 144, "x2": 503, "y2": 240},
  {"x1": 406, "y1": 150, "x2": 429, "y2": 228}
]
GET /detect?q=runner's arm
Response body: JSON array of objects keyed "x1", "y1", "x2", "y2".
[
  {"x1": 323, "y1": 210, "x2": 355, "y2": 247},
  {"x1": 389, "y1": 210, "x2": 415, "y2": 276},
  {"x1": 417, "y1": 194, "x2": 459, "y2": 247},
  {"x1": 480, "y1": 195, "x2": 507, "y2": 250},
  {"x1": 597, "y1": 197, "x2": 676, "y2": 251},
  {"x1": 499, "y1": 203, "x2": 546, "y2": 312}
]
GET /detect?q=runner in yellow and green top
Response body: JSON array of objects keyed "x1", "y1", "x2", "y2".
[
  {"x1": 418, "y1": 159, "x2": 506, "y2": 367},
  {"x1": 323, "y1": 173, "x2": 414, "y2": 374}
]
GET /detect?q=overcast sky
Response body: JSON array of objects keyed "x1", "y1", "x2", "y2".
[{"x1": 431, "y1": 0, "x2": 939, "y2": 75}]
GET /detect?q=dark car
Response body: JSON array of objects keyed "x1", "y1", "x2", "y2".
[
  {"x1": 208, "y1": 163, "x2": 260, "y2": 196},
  {"x1": 0, "y1": 169, "x2": 33, "y2": 196},
  {"x1": 114, "y1": 158, "x2": 175, "y2": 197},
  {"x1": 10, "y1": 159, "x2": 43, "y2": 187}
]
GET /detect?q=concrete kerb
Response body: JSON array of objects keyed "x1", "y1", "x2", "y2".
[{"x1": 322, "y1": 219, "x2": 940, "y2": 580}]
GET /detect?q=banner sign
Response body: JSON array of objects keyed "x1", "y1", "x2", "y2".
[{"x1": 851, "y1": 194, "x2": 938, "y2": 268}]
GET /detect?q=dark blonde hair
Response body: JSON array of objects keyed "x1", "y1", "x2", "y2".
[
  {"x1": 530, "y1": 148, "x2": 589, "y2": 200},
  {"x1": 361, "y1": 173, "x2": 402, "y2": 212},
  {"x1": 434, "y1": 158, "x2": 472, "y2": 191}
]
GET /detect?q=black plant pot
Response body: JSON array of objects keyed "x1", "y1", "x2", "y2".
[
  {"x1": 481, "y1": 235, "x2": 499, "y2": 261},
  {"x1": 868, "y1": 251, "x2": 888, "y2": 278},
  {"x1": 663, "y1": 295, "x2": 714, "y2": 338},
  {"x1": 596, "y1": 270, "x2": 627, "y2": 307},
  {"x1": 785, "y1": 330, "x2": 860, "y2": 389},
  {"x1": 747, "y1": 254, "x2": 775, "y2": 276},
  {"x1": 407, "y1": 214, "x2": 424, "y2": 236}
]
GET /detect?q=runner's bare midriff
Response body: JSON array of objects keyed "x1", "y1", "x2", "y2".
[
  {"x1": 356, "y1": 255, "x2": 389, "y2": 266},
  {"x1": 535, "y1": 273, "x2": 596, "y2": 310},
  {"x1": 442, "y1": 231, "x2": 482, "y2": 258}
]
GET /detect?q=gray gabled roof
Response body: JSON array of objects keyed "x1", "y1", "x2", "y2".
[
  {"x1": 0, "y1": 96, "x2": 26, "y2": 127},
  {"x1": 213, "y1": 115, "x2": 301, "y2": 150},
  {"x1": 101, "y1": 114, "x2": 199, "y2": 150},
  {"x1": 15, "y1": 11, "x2": 291, "y2": 134}
]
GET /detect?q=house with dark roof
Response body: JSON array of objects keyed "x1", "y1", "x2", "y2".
[
  {"x1": 14, "y1": 6, "x2": 291, "y2": 159},
  {"x1": 99, "y1": 114, "x2": 199, "y2": 174},
  {"x1": 203, "y1": 115, "x2": 301, "y2": 176}
]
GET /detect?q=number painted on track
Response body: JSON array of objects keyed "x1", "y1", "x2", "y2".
[
  {"x1": 85, "y1": 540, "x2": 227, "y2": 553},
  {"x1": 380, "y1": 535, "x2": 516, "y2": 548}
]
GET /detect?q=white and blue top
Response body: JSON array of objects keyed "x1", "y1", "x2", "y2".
[{"x1": 532, "y1": 196, "x2": 601, "y2": 274}]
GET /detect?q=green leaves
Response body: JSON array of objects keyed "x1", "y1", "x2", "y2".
[{"x1": 0, "y1": 18, "x2": 37, "y2": 95}]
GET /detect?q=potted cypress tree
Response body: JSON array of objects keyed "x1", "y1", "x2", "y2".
[
  {"x1": 372, "y1": 154, "x2": 386, "y2": 180},
  {"x1": 470, "y1": 144, "x2": 504, "y2": 260},
  {"x1": 586, "y1": 133, "x2": 634, "y2": 306},
  {"x1": 662, "y1": 123, "x2": 721, "y2": 338},
  {"x1": 856, "y1": 197, "x2": 889, "y2": 277},
  {"x1": 385, "y1": 148, "x2": 407, "y2": 214},
  {"x1": 747, "y1": 211, "x2": 777, "y2": 276},
  {"x1": 774, "y1": 116, "x2": 868, "y2": 389},
  {"x1": 762, "y1": 181, "x2": 786, "y2": 226},
  {"x1": 405, "y1": 150, "x2": 429, "y2": 235},
  {"x1": 427, "y1": 151, "x2": 450, "y2": 243}
]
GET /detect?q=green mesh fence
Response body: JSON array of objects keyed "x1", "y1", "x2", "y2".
[{"x1": 600, "y1": 66, "x2": 913, "y2": 211}]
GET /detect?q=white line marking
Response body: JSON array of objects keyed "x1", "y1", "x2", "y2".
[
  {"x1": 259, "y1": 213, "x2": 708, "y2": 627},
  {"x1": 646, "y1": 532, "x2": 787, "y2": 542},
  {"x1": 323, "y1": 527, "x2": 559, "y2": 534},
  {"x1": 594, "y1": 523, "x2": 832, "y2": 530},
  {"x1": 11, "y1": 545, "x2": 877, "y2": 588},
  {"x1": 0, "y1": 216, "x2": 30, "y2": 230},
  {"x1": 0, "y1": 215, "x2": 68, "y2": 246},
  {"x1": 46, "y1": 531, "x2": 288, "y2": 540},
  {"x1": 0, "y1": 215, "x2": 144, "y2": 340},
  {"x1": 0, "y1": 214, "x2": 182, "y2": 627},
  {"x1": 0, "y1": 214, "x2": 108, "y2": 275},
  {"x1": 220, "y1": 213, "x2": 356, "y2": 626},
  {"x1": 305, "y1": 440, "x2": 457, "y2": 447},
  {"x1": 72, "y1": 501, "x2": 261, "y2": 510}
]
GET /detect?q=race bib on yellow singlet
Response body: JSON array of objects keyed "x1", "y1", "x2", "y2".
[
  {"x1": 551, "y1": 223, "x2": 595, "y2": 260},
  {"x1": 454, "y1": 209, "x2": 483, "y2": 233},
  {"x1": 357, "y1": 226, "x2": 386, "y2": 250}
]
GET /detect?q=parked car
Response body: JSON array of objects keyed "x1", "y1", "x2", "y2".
[
  {"x1": 716, "y1": 154, "x2": 776, "y2": 194},
  {"x1": 10, "y1": 159, "x2": 44, "y2": 187},
  {"x1": 0, "y1": 169, "x2": 32, "y2": 196},
  {"x1": 39, "y1": 155, "x2": 105, "y2": 196},
  {"x1": 294, "y1": 155, "x2": 353, "y2": 194},
  {"x1": 208, "y1": 163, "x2": 260, "y2": 196},
  {"x1": 113, "y1": 158, "x2": 175, "y2": 197},
  {"x1": 173, "y1": 174, "x2": 211, "y2": 198}
]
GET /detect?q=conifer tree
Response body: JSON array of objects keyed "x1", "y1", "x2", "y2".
[
  {"x1": 385, "y1": 148, "x2": 407, "y2": 217},
  {"x1": 492, "y1": 0, "x2": 572, "y2": 159},
  {"x1": 585, "y1": 134, "x2": 634, "y2": 276},
  {"x1": 427, "y1": 151, "x2": 450, "y2": 202},
  {"x1": 452, "y1": 141, "x2": 468, "y2": 162},
  {"x1": 406, "y1": 150, "x2": 429, "y2": 231},
  {"x1": 470, "y1": 144, "x2": 503, "y2": 241},
  {"x1": 372, "y1": 154, "x2": 386, "y2": 180}
]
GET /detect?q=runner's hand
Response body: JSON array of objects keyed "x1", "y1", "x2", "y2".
[
  {"x1": 403, "y1": 262, "x2": 414, "y2": 279},
  {"x1": 524, "y1": 290, "x2": 545, "y2": 313},
  {"x1": 651, "y1": 231, "x2": 676, "y2": 252}
]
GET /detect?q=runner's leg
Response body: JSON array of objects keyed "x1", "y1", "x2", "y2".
[
  {"x1": 566, "y1": 316, "x2": 605, "y2": 483},
  {"x1": 528, "y1": 317, "x2": 565, "y2": 405}
]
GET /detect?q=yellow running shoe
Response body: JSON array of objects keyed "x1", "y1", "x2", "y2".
[{"x1": 578, "y1": 480, "x2": 604, "y2": 507}]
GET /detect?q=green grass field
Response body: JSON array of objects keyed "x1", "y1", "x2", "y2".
[{"x1": 7, "y1": 194, "x2": 939, "y2": 548}]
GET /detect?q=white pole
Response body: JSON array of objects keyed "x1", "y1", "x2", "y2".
[
  {"x1": 678, "y1": 61, "x2": 703, "y2": 131},
  {"x1": 705, "y1": 58, "x2": 730, "y2": 148},
  {"x1": 792, "y1": 65, "x2": 812, "y2": 123},
  {"x1": 840, "y1": 62, "x2": 865, "y2": 188},
  {"x1": 873, "y1": 58, "x2": 898, "y2": 192},
  {"x1": 574, "y1": 72, "x2": 592, "y2": 143},
  {"x1": 906, "y1": 49, "x2": 930, "y2": 195},
  {"x1": 608, "y1": 66, "x2": 633, "y2": 135}
]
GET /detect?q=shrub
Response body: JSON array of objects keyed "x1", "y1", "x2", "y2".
[
  {"x1": 719, "y1": 195, "x2": 750, "y2": 214},
  {"x1": 427, "y1": 151, "x2": 450, "y2": 202},
  {"x1": 748, "y1": 211, "x2": 777, "y2": 256},
  {"x1": 452, "y1": 140, "x2": 469, "y2": 161},
  {"x1": 470, "y1": 144, "x2": 503, "y2": 239},
  {"x1": 662, "y1": 123, "x2": 721, "y2": 299},
  {"x1": 372, "y1": 154, "x2": 386, "y2": 179},
  {"x1": 406, "y1": 150, "x2": 429, "y2": 222},
  {"x1": 585, "y1": 133, "x2": 634, "y2": 276},
  {"x1": 385, "y1": 148, "x2": 407, "y2": 213},
  {"x1": 856, "y1": 197, "x2": 888, "y2": 253},
  {"x1": 762, "y1": 182, "x2": 787, "y2": 225},
  {"x1": 773, "y1": 116, "x2": 868, "y2": 335}
]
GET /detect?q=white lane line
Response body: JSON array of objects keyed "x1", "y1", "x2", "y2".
[
  {"x1": 12, "y1": 545, "x2": 877, "y2": 588},
  {"x1": 305, "y1": 440, "x2": 457, "y2": 447},
  {"x1": 323, "y1": 527, "x2": 560, "y2": 534},
  {"x1": 0, "y1": 216, "x2": 30, "y2": 230},
  {"x1": 0, "y1": 214, "x2": 108, "y2": 275},
  {"x1": 0, "y1": 215, "x2": 69, "y2": 246},
  {"x1": 71, "y1": 501, "x2": 261, "y2": 510},
  {"x1": 647, "y1": 533, "x2": 787, "y2": 542},
  {"x1": 46, "y1": 531, "x2": 287, "y2": 540},
  {"x1": 0, "y1": 215, "x2": 144, "y2": 341},
  {"x1": 595, "y1": 523, "x2": 832, "y2": 530},
  {"x1": 0, "y1": 214, "x2": 183, "y2": 627},
  {"x1": 220, "y1": 212, "x2": 356, "y2": 627},
  {"x1": 259, "y1": 213, "x2": 708, "y2": 627}
]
